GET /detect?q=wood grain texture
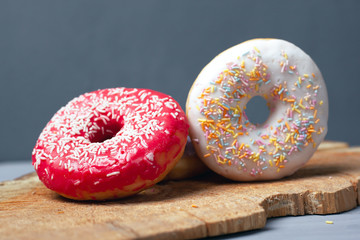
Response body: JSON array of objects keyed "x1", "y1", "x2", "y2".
[
  {"x1": 0, "y1": 145, "x2": 359, "y2": 240},
  {"x1": 316, "y1": 140, "x2": 349, "y2": 151}
]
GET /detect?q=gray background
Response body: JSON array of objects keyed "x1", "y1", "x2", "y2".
[{"x1": 0, "y1": 0, "x2": 359, "y2": 162}]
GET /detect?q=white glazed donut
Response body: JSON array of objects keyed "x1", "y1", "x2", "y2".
[{"x1": 186, "y1": 38, "x2": 328, "y2": 181}]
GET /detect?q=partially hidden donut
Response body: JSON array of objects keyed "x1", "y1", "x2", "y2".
[
  {"x1": 165, "y1": 137, "x2": 209, "y2": 180},
  {"x1": 32, "y1": 88, "x2": 189, "y2": 200},
  {"x1": 186, "y1": 38, "x2": 328, "y2": 181}
]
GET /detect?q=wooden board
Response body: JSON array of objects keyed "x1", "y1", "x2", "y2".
[{"x1": 1, "y1": 144, "x2": 360, "y2": 240}]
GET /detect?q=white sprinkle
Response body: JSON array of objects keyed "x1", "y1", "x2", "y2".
[
  {"x1": 140, "y1": 139, "x2": 148, "y2": 148},
  {"x1": 106, "y1": 171, "x2": 120, "y2": 177},
  {"x1": 146, "y1": 152, "x2": 154, "y2": 161},
  {"x1": 138, "y1": 89, "x2": 146, "y2": 96},
  {"x1": 165, "y1": 101, "x2": 177, "y2": 109}
]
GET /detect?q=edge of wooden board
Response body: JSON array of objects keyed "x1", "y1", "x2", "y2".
[{"x1": 0, "y1": 144, "x2": 359, "y2": 240}]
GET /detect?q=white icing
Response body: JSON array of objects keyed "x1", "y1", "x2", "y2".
[{"x1": 186, "y1": 39, "x2": 328, "y2": 181}]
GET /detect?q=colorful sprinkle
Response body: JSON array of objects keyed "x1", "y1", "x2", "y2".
[{"x1": 195, "y1": 45, "x2": 325, "y2": 177}]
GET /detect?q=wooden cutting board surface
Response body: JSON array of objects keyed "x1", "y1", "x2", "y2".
[{"x1": 1, "y1": 144, "x2": 360, "y2": 240}]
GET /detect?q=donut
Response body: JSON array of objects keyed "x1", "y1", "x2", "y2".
[
  {"x1": 186, "y1": 38, "x2": 328, "y2": 181},
  {"x1": 32, "y1": 88, "x2": 189, "y2": 200},
  {"x1": 165, "y1": 137, "x2": 208, "y2": 180}
]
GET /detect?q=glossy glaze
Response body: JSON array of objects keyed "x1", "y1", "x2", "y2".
[{"x1": 33, "y1": 88, "x2": 189, "y2": 200}]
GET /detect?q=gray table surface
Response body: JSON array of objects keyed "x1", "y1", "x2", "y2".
[{"x1": 1, "y1": 161, "x2": 359, "y2": 240}]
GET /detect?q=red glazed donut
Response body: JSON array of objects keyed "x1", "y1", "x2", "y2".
[{"x1": 32, "y1": 88, "x2": 189, "y2": 200}]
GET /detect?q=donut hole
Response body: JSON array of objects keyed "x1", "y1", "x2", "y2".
[
  {"x1": 89, "y1": 119, "x2": 123, "y2": 143},
  {"x1": 244, "y1": 96, "x2": 270, "y2": 126}
]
